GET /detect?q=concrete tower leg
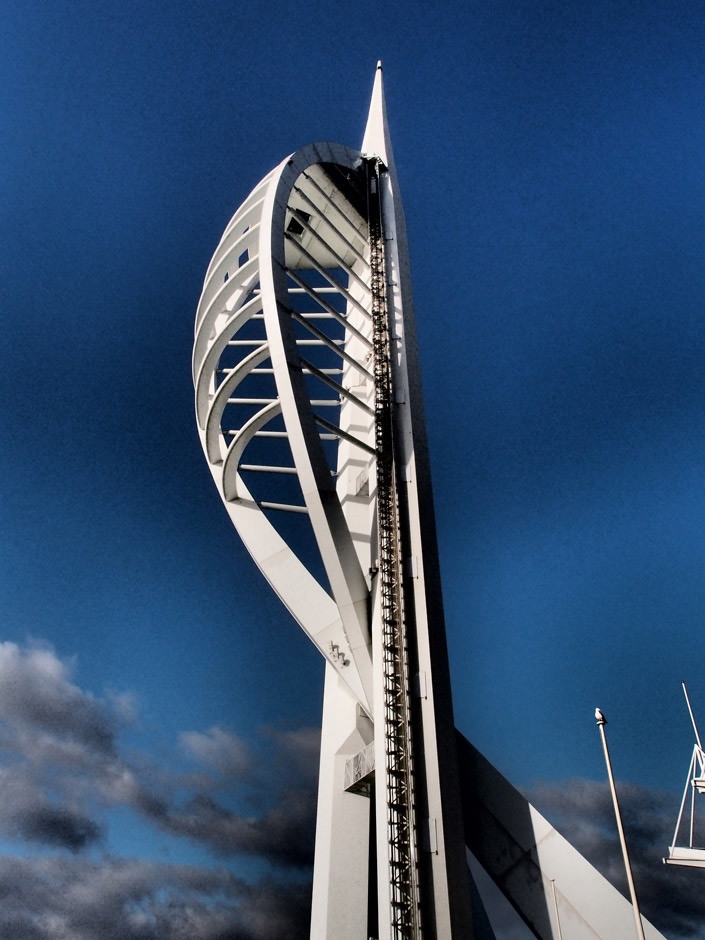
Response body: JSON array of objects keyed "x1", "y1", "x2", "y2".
[{"x1": 310, "y1": 664, "x2": 374, "y2": 939}]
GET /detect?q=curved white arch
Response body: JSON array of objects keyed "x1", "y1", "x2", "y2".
[
  {"x1": 194, "y1": 143, "x2": 377, "y2": 714},
  {"x1": 192, "y1": 262, "x2": 261, "y2": 383},
  {"x1": 205, "y1": 344, "x2": 271, "y2": 463},
  {"x1": 222, "y1": 399, "x2": 281, "y2": 500}
]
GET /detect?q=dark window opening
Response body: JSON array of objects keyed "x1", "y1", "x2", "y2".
[{"x1": 286, "y1": 209, "x2": 311, "y2": 237}]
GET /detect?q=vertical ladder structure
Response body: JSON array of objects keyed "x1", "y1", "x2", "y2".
[{"x1": 368, "y1": 155, "x2": 421, "y2": 937}]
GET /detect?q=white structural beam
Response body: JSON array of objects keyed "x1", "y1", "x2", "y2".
[
  {"x1": 310, "y1": 666, "x2": 374, "y2": 939},
  {"x1": 362, "y1": 65, "x2": 473, "y2": 940},
  {"x1": 457, "y1": 734, "x2": 668, "y2": 940}
]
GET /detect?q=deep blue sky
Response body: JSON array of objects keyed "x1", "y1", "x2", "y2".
[{"x1": 3, "y1": 1, "x2": 705, "y2": 936}]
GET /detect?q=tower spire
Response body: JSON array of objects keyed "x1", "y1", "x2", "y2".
[{"x1": 362, "y1": 61, "x2": 395, "y2": 170}]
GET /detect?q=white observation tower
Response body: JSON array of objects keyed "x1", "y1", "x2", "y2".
[{"x1": 193, "y1": 64, "x2": 670, "y2": 940}]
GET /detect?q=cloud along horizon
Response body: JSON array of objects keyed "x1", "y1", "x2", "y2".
[
  {"x1": 0, "y1": 639, "x2": 317, "y2": 939},
  {"x1": 526, "y1": 778, "x2": 705, "y2": 940},
  {"x1": 0, "y1": 638, "x2": 702, "y2": 938}
]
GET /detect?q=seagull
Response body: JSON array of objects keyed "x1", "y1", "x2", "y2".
[{"x1": 595, "y1": 707, "x2": 607, "y2": 724}]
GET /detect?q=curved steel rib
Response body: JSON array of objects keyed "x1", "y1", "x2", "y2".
[{"x1": 194, "y1": 143, "x2": 378, "y2": 716}]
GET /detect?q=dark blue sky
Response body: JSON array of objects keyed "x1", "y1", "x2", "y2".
[{"x1": 2, "y1": 1, "x2": 705, "y2": 936}]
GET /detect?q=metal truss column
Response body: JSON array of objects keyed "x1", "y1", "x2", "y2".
[{"x1": 367, "y1": 157, "x2": 422, "y2": 940}]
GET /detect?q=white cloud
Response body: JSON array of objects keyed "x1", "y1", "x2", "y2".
[
  {"x1": 105, "y1": 688, "x2": 140, "y2": 726},
  {"x1": 0, "y1": 641, "x2": 115, "y2": 756},
  {"x1": 180, "y1": 725, "x2": 251, "y2": 779}
]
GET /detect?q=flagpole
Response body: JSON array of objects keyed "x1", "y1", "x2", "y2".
[{"x1": 595, "y1": 708, "x2": 646, "y2": 940}]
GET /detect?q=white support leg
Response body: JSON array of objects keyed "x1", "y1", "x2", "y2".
[{"x1": 311, "y1": 663, "x2": 374, "y2": 940}]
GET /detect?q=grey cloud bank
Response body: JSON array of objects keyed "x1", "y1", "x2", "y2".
[
  {"x1": 0, "y1": 641, "x2": 314, "y2": 936},
  {"x1": 529, "y1": 778, "x2": 705, "y2": 939}
]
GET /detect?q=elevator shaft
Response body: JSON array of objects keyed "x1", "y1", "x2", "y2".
[{"x1": 367, "y1": 158, "x2": 422, "y2": 940}]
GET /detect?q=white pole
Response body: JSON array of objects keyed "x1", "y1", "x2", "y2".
[
  {"x1": 682, "y1": 681, "x2": 703, "y2": 751},
  {"x1": 550, "y1": 879, "x2": 563, "y2": 940},
  {"x1": 595, "y1": 709, "x2": 646, "y2": 940}
]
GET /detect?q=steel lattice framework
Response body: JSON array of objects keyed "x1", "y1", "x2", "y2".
[{"x1": 193, "y1": 64, "x2": 672, "y2": 940}]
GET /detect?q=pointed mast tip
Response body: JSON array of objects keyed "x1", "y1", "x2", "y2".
[{"x1": 362, "y1": 59, "x2": 391, "y2": 166}]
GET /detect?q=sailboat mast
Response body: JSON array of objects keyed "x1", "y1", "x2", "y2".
[{"x1": 682, "y1": 681, "x2": 703, "y2": 751}]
